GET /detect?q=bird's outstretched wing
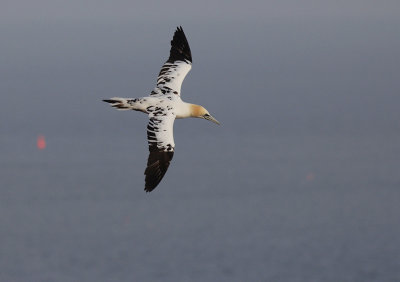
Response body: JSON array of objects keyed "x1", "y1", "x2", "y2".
[
  {"x1": 144, "y1": 109, "x2": 176, "y2": 192},
  {"x1": 151, "y1": 26, "x2": 192, "y2": 97}
]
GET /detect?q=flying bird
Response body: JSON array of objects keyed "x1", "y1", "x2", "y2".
[{"x1": 103, "y1": 26, "x2": 219, "y2": 192}]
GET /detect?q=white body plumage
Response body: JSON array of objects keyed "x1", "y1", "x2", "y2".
[{"x1": 103, "y1": 27, "x2": 219, "y2": 192}]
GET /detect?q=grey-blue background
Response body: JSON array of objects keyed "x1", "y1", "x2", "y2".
[{"x1": 1, "y1": 1, "x2": 400, "y2": 281}]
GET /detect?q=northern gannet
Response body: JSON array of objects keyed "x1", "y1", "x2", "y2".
[{"x1": 103, "y1": 26, "x2": 219, "y2": 192}]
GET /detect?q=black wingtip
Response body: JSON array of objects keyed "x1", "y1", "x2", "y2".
[
  {"x1": 167, "y1": 26, "x2": 192, "y2": 63},
  {"x1": 144, "y1": 151, "x2": 174, "y2": 192}
]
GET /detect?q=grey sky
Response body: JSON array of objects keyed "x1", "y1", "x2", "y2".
[
  {"x1": 2, "y1": 0, "x2": 399, "y2": 23},
  {"x1": 2, "y1": 1, "x2": 400, "y2": 281}
]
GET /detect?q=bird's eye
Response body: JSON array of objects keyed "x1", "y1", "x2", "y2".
[{"x1": 204, "y1": 114, "x2": 210, "y2": 117}]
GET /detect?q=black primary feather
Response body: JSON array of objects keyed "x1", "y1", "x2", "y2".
[
  {"x1": 167, "y1": 26, "x2": 192, "y2": 63},
  {"x1": 144, "y1": 151, "x2": 174, "y2": 192}
]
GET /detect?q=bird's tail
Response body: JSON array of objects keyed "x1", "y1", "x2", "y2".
[{"x1": 102, "y1": 97, "x2": 137, "y2": 110}]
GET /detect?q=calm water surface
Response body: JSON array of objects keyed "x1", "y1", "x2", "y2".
[{"x1": 1, "y1": 21, "x2": 400, "y2": 281}]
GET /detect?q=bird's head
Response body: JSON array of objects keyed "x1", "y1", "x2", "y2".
[{"x1": 191, "y1": 105, "x2": 220, "y2": 125}]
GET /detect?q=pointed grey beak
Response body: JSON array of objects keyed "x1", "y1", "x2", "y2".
[{"x1": 204, "y1": 115, "x2": 220, "y2": 125}]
